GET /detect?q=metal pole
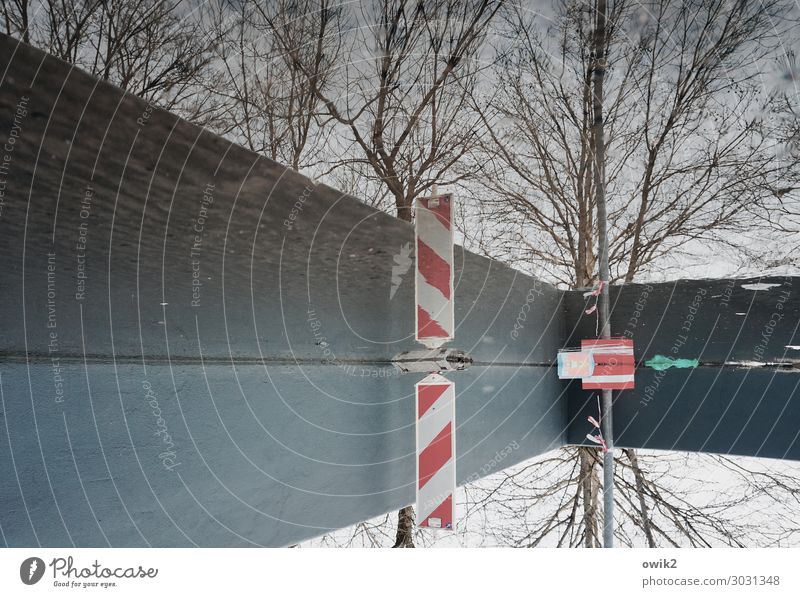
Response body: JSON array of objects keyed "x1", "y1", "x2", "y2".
[
  {"x1": 598, "y1": 249, "x2": 614, "y2": 551},
  {"x1": 591, "y1": 0, "x2": 614, "y2": 549}
]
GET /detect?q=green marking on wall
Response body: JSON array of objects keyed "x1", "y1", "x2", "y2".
[{"x1": 644, "y1": 355, "x2": 700, "y2": 371}]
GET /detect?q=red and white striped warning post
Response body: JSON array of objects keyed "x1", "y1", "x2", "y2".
[
  {"x1": 414, "y1": 195, "x2": 456, "y2": 530},
  {"x1": 581, "y1": 338, "x2": 635, "y2": 390},
  {"x1": 415, "y1": 195, "x2": 454, "y2": 348},
  {"x1": 416, "y1": 373, "x2": 456, "y2": 530}
]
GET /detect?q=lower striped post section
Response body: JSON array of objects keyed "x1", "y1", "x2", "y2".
[{"x1": 416, "y1": 373, "x2": 456, "y2": 530}]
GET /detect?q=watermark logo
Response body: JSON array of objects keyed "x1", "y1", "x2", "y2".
[
  {"x1": 509, "y1": 282, "x2": 544, "y2": 340},
  {"x1": 390, "y1": 242, "x2": 413, "y2": 299},
  {"x1": 282, "y1": 184, "x2": 314, "y2": 230},
  {"x1": 20, "y1": 557, "x2": 45, "y2": 585}
]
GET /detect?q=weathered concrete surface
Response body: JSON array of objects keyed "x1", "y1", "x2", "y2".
[
  {"x1": 564, "y1": 277, "x2": 799, "y2": 365},
  {"x1": 0, "y1": 362, "x2": 563, "y2": 547},
  {"x1": 3, "y1": 31, "x2": 799, "y2": 548},
  {"x1": 565, "y1": 278, "x2": 800, "y2": 459},
  {"x1": 0, "y1": 34, "x2": 565, "y2": 547}
]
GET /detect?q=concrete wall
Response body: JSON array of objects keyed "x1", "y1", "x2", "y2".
[{"x1": 0, "y1": 34, "x2": 566, "y2": 547}]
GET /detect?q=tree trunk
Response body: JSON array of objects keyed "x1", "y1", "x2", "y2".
[
  {"x1": 624, "y1": 449, "x2": 656, "y2": 547},
  {"x1": 580, "y1": 448, "x2": 598, "y2": 547},
  {"x1": 396, "y1": 196, "x2": 413, "y2": 222},
  {"x1": 392, "y1": 190, "x2": 413, "y2": 544},
  {"x1": 392, "y1": 506, "x2": 415, "y2": 547}
]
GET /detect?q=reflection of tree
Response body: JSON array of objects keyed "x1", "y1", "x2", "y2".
[
  {"x1": 267, "y1": 0, "x2": 502, "y2": 222},
  {"x1": 8, "y1": 0, "x2": 800, "y2": 549},
  {"x1": 473, "y1": 0, "x2": 799, "y2": 287},
  {"x1": 203, "y1": 0, "x2": 341, "y2": 171},
  {"x1": 464, "y1": 0, "x2": 800, "y2": 547},
  {"x1": 1, "y1": 0, "x2": 217, "y2": 123}
]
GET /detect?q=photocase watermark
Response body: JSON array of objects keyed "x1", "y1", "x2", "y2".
[
  {"x1": 716, "y1": 278, "x2": 735, "y2": 309},
  {"x1": 0, "y1": 94, "x2": 29, "y2": 222},
  {"x1": 142, "y1": 379, "x2": 180, "y2": 471},
  {"x1": 510, "y1": 282, "x2": 544, "y2": 340},
  {"x1": 418, "y1": 494, "x2": 454, "y2": 529},
  {"x1": 283, "y1": 184, "x2": 314, "y2": 230},
  {"x1": 74, "y1": 185, "x2": 94, "y2": 301},
  {"x1": 753, "y1": 282, "x2": 792, "y2": 360},
  {"x1": 622, "y1": 284, "x2": 654, "y2": 339},
  {"x1": 640, "y1": 287, "x2": 707, "y2": 408},
  {"x1": 20, "y1": 557, "x2": 45, "y2": 585},
  {"x1": 389, "y1": 242, "x2": 413, "y2": 299},
  {"x1": 465, "y1": 440, "x2": 521, "y2": 483},
  {"x1": 190, "y1": 182, "x2": 214, "y2": 307},
  {"x1": 20, "y1": 555, "x2": 158, "y2": 588},
  {"x1": 307, "y1": 307, "x2": 401, "y2": 378},
  {"x1": 136, "y1": 100, "x2": 156, "y2": 128},
  {"x1": 46, "y1": 251, "x2": 65, "y2": 404}
]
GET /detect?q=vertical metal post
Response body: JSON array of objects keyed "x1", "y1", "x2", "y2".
[
  {"x1": 599, "y1": 275, "x2": 615, "y2": 550},
  {"x1": 591, "y1": 0, "x2": 614, "y2": 548}
]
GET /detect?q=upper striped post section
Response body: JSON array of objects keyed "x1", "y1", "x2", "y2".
[
  {"x1": 581, "y1": 338, "x2": 635, "y2": 390},
  {"x1": 415, "y1": 195, "x2": 454, "y2": 348},
  {"x1": 416, "y1": 373, "x2": 456, "y2": 530}
]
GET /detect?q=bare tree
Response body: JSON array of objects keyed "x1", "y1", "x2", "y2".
[
  {"x1": 264, "y1": 0, "x2": 503, "y2": 547},
  {"x1": 12, "y1": 0, "x2": 800, "y2": 549},
  {"x1": 460, "y1": 0, "x2": 800, "y2": 548},
  {"x1": 1, "y1": 0, "x2": 31, "y2": 43},
  {"x1": 2, "y1": 0, "x2": 217, "y2": 122},
  {"x1": 266, "y1": 0, "x2": 502, "y2": 221},
  {"x1": 472, "y1": 0, "x2": 798, "y2": 285},
  {"x1": 200, "y1": 0, "x2": 342, "y2": 172}
]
